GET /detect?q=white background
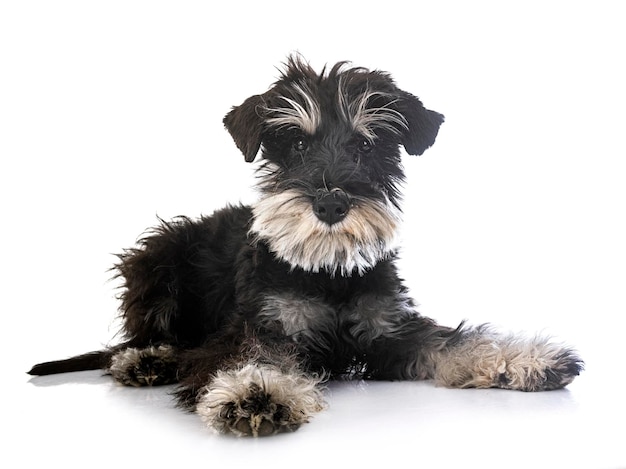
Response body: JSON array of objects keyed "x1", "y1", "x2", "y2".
[{"x1": 2, "y1": 1, "x2": 625, "y2": 468}]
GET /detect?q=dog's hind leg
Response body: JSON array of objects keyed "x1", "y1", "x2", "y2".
[
  {"x1": 113, "y1": 209, "x2": 250, "y2": 347},
  {"x1": 107, "y1": 345, "x2": 179, "y2": 386}
]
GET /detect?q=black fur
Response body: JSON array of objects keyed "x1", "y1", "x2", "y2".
[{"x1": 29, "y1": 56, "x2": 582, "y2": 437}]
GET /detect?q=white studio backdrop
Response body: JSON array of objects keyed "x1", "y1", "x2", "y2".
[{"x1": 2, "y1": 0, "x2": 624, "y2": 399}]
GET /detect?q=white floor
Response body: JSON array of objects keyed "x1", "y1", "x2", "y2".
[{"x1": 11, "y1": 348, "x2": 625, "y2": 469}]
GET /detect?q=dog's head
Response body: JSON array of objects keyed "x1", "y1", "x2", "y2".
[{"x1": 224, "y1": 56, "x2": 444, "y2": 276}]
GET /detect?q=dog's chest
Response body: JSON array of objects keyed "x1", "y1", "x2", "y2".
[
  {"x1": 257, "y1": 287, "x2": 412, "y2": 347},
  {"x1": 250, "y1": 249, "x2": 409, "y2": 344},
  {"x1": 259, "y1": 292, "x2": 337, "y2": 339}
]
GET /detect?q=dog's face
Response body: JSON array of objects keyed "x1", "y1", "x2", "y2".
[{"x1": 224, "y1": 57, "x2": 444, "y2": 276}]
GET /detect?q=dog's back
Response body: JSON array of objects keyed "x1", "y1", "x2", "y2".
[
  {"x1": 29, "y1": 204, "x2": 254, "y2": 375},
  {"x1": 114, "y1": 205, "x2": 252, "y2": 347}
]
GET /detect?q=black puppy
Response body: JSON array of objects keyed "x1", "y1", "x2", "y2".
[{"x1": 29, "y1": 56, "x2": 583, "y2": 437}]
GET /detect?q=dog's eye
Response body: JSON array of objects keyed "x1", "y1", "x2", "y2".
[
  {"x1": 358, "y1": 139, "x2": 373, "y2": 153},
  {"x1": 293, "y1": 138, "x2": 308, "y2": 152}
]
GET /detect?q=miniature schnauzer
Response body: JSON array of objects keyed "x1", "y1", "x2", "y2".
[{"x1": 29, "y1": 56, "x2": 583, "y2": 437}]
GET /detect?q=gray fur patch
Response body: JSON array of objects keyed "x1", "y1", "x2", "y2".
[{"x1": 259, "y1": 292, "x2": 337, "y2": 341}]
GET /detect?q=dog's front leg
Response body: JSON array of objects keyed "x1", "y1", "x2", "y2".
[
  {"x1": 196, "y1": 360, "x2": 325, "y2": 437},
  {"x1": 177, "y1": 335, "x2": 326, "y2": 437},
  {"x1": 365, "y1": 316, "x2": 583, "y2": 391},
  {"x1": 432, "y1": 326, "x2": 584, "y2": 391},
  {"x1": 344, "y1": 292, "x2": 582, "y2": 391}
]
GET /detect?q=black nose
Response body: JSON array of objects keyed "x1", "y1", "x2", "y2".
[{"x1": 313, "y1": 190, "x2": 350, "y2": 225}]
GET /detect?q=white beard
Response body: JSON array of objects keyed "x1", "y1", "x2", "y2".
[{"x1": 250, "y1": 189, "x2": 401, "y2": 276}]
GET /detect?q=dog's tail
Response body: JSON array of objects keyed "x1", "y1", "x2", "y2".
[{"x1": 28, "y1": 349, "x2": 115, "y2": 376}]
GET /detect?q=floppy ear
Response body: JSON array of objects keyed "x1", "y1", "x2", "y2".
[
  {"x1": 223, "y1": 94, "x2": 266, "y2": 162},
  {"x1": 396, "y1": 90, "x2": 445, "y2": 156}
]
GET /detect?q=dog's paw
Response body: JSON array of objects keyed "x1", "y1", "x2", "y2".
[
  {"x1": 196, "y1": 363, "x2": 325, "y2": 437},
  {"x1": 436, "y1": 331, "x2": 584, "y2": 392},
  {"x1": 495, "y1": 343, "x2": 583, "y2": 391},
  {"x1": 109, "y1": 345, "x2": 178, "y2": 386}
]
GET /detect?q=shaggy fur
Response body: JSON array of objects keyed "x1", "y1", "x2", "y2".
[{"x1": 28, "y1": 56, "x2": 583, "y2": 436}]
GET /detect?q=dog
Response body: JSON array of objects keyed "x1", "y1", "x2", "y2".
[{"x1": 29, "y1": 56, "x2": 583, "y2": 437}]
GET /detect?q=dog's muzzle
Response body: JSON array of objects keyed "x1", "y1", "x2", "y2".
[{"x1": 313, "y1": 189, "x2": 350, "y2": 225}]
